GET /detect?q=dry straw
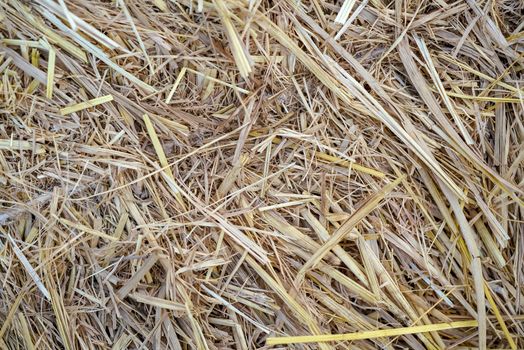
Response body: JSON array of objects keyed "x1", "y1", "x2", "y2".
[{"x1": 0, "y1": 0, "x2": 522, "y2": 349}]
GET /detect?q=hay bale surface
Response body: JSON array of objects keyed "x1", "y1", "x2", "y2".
[{"x1": 0, "y1": 0, "x2": 523, "y2": 349}]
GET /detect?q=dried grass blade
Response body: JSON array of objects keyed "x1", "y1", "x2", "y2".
[
  {"x1": 60, "y1": 94, "x2": 114, "y2": 115},
  {"x1": 17, "y1": 313, "x2": 35, "y2": 350},
  {"x1": 186, "y1": 67, "x2": 249, "y2": 94},
  {"x1": 0, "y1": 140, "x2": 45, "y2": 154},
  {"x1": 484, "y1": 283, "x2": 517, "y2": 350},
  {"x1": 334, "y1": 0, "x2": 356, "y2": 24},
  {"x1": 414, "y1": 36, "x2": 474, "y2": 144},
  {"x1": 166, "y1": 67, "x2": 187, "y2": 103},
  {"x1": 214, "y1": 0, "x2": 252, "y2": 78},
  {"x1": 60, "y1": 218, "x2": 119, "y2": 241},
  {"x1": 128, "y1": 293, "x2": 185, "y2": 311},
  {"x1": 142, "y1": 113, "x2": 186, "y2": 209},
  {"x1": 45, "y1": 45, "x2": 55, "y2": 99},
  {"x1": 117, "y1": 254, "x2": 159, "y2": 300},
  {"x1": 267, "y1": 320, "x2": 478, "y2": 345},
  {"x1": 7, "y1": 235, "x2": 50, "y2": 300}
]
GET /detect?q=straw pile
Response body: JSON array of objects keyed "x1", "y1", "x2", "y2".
[{"x1": 0, "y1": 0, "x2": 523, "y2": 349}]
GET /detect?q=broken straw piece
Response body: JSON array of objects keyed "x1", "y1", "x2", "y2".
[{"x1": 60, "y1": 95, "x2": 114, "y2": 115}]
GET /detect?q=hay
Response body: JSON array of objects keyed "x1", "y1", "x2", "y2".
[{"x1": 0, "y1": 0, "x2": 522, "y2": 349}]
